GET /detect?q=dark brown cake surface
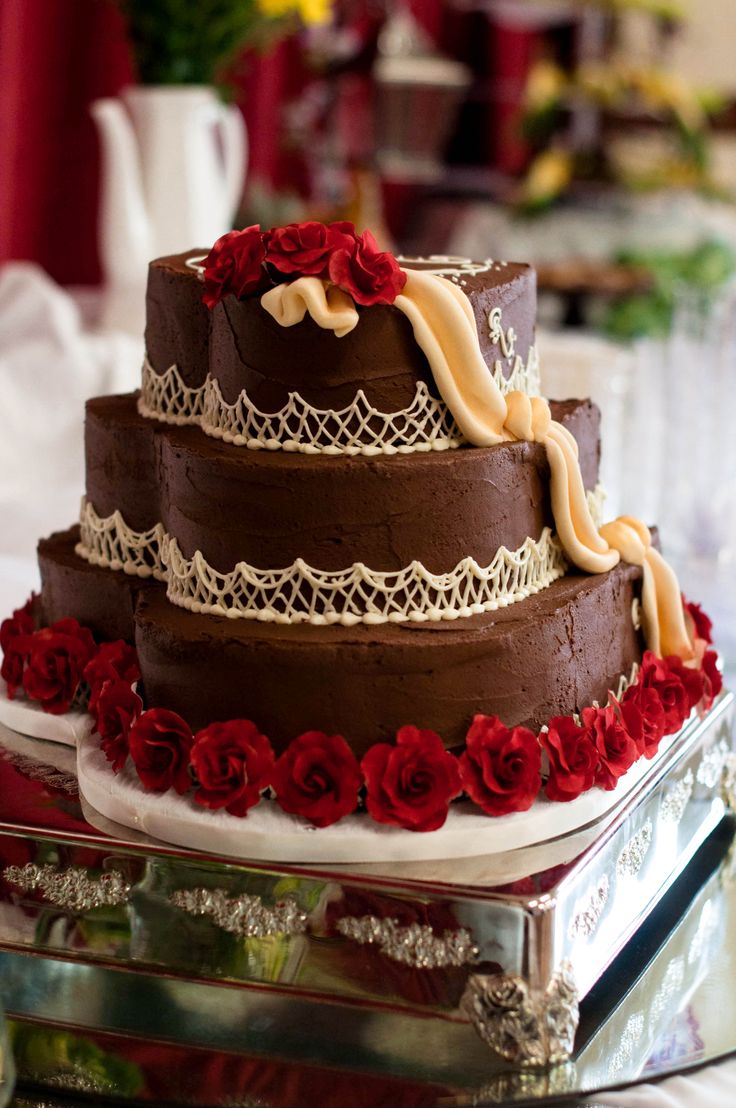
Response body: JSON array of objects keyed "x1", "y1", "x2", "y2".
[
  {"x1": 39, "y1": 529, "x2": 642, "y2": 756},
  {"x1": 83, "y1": 392, "x2": 600, "y2": 575},
  {"x1": 134, "y1": 561, "x2": 642, "y2": 755},
  {"x1": 145, "y1": 251, "x2": 536, "y2": 412}
]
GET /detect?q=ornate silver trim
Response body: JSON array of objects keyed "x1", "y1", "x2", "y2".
[
  {"x1": 721, "y1": 751, "x2": 736, "y2": 811},
  {"x1": 697, "y1": 739, "x2": 729, "y2": 789},
  {"x1": 461, "y1": 961, "x2": 579, "y2": 1067},
  {"x1": 0, "y1": 750, "x2": 78, "y2": 796},
  {"x1": 5, "y1": 863, "x2": 130, "y2": 911},
  {"x1": 335, "y1": 915, "x2": 478, "y2": 969},
  {"x1": 169, "y1": 888, "x2": 308, "y2": 939},
  {"x1": 660, "y1": 768, "x2": 694, "y2": 823},
  {"x1": 616, "y1": 820, "x2": 653, "y2": 878},
  {"x1": 569, "y1": 875, "x2": 609, "y2": 940}
]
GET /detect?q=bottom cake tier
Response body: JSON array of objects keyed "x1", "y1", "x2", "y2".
[{"x1": 39, "y1": 528, "x2": 643, "y2": 754}]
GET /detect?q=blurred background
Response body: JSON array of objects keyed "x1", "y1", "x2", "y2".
[{"x1": 1, "y1": 0, "x2": 735, "y2": 660}]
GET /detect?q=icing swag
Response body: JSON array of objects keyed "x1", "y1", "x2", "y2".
[{"x1": 260, "y1": 270, "x2": 693, "y2": 663}]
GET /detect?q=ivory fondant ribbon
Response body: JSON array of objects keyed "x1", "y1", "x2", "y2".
[
  {"x1": 261, "y1": 271, "x2": 694, "y2": 661},
  {"x1": 261, "y1": 277, "x2": 359, "y2": 339}
]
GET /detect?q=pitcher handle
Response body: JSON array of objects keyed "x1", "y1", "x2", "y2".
[{"x1": 215, "y1": 102, "x2": 248, "y2": 224}]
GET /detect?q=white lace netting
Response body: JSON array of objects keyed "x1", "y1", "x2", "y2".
[
  {"x1": 137, "y1": 348, "x2": 541, "y2": 456},
  {"x1": 75, "y1": 499, "x2": 568, "y2": 627}
]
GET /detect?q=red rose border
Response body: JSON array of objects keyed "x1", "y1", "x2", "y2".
[{"x1": 1, "y1": 596, "x2": 724, "y2": 833}]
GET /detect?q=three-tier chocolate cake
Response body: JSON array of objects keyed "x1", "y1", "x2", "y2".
[{"x1": 4, "y1": 222, "x2": 720, "y2": 836}]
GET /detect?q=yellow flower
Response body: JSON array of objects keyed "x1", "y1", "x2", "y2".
[
  {"x1": 524, "y1": 60, "x2": 566, "y2": 113},
  {"x1": 257, "y1": 0, "x2": 332, "y2": 24},
  {"x1": 522, "y1": 147, "x2": 573, "y2": 205}
]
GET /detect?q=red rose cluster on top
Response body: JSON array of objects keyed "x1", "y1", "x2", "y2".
[{"x1": 202, "y1": 221, "x2": 406, "y2": 311}]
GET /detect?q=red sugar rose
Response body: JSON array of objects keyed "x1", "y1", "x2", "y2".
[
  {"x1": 362, "y1": 725, "x2": 462, "y2": 832},
  {"x1": 265, "y1": 220, "x2": 355, "y2": 279},
  {"x1": 85, "y1": 641, "x2": 141, "y2": 713},
  {"x1": 128, "y1": 708, "x2": 194, "y2": 794},
  {"x1": 581, "y1": 704, "x2": 639, "y2": 791},
  {"x1": 541, "y1": 716, "x2": 599, "y2": 802},
  {"x1": 619, "y1": 682, "x2": 666, "y2": 759},
  {"x1": 190, "y1": 720, "x2": 275, "y2": 817},
  {"x1": 328, "y1": 228, "x2": 407, "y2": 306},
  {"x1": 272, "y1": 730, "x2": 362, "y2": 827},
  {"x1": 202, "y1": 225, "x2": 266, "y2": 309},
  {"x1": 640, "y1": 652, "x2": 697, "y2": 733},
  {"x1": 22, "y1": 619, "x2": 96, "y2": 715},
  {"x1": 683, "y1": 596, "x2": 713, "y2": 645},
  {"x1": 701, "y1": 649, "x2": 723, "y2": 710},
  {"x1": 663, "y1": 654, "x2": 705, "y2": 712},
  {"x1": 0, "y1": 595, "x2": 36, "y2": 698},
  {"x1": 93, "y1": 679, "x2": 143, "y2": 773},
  {"x1": 459, "y1": 715, "x2": 541, "y2": 816}
]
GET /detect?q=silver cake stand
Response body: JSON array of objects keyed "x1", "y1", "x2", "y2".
[{"x1": 0, "y1": 693, "x2": 733, "y2": 1106}]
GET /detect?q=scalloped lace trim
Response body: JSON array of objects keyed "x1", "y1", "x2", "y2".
[
  {"x1": 137, "y1": 348, "x2": 540, "y2": 457},
  {"x1": 75, "y1": 499, "x2": 568, "y2": 627}
]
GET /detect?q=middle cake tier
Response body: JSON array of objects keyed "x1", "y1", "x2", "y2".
[{"x1": 82, "y1": 393, "x2": 601, "y2": 583}]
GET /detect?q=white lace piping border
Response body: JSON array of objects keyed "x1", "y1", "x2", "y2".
[
  {"x1": 75, "y1": 499, "x2": 568, "y2": 628},
  {"x1": 137, "y1": 348, "x2": 541, "y2": 457}
]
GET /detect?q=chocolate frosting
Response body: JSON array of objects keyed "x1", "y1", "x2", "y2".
[
  {"x1": 145, "y1": 252, "x2": 537, "y2": 412},
  {"x1": 134, "y1": 560, "x2": 642, "y2": 754},
  {"x1": 39, "y1": 528, "x2": 151, "y2": 643},
  {"x1": 145, "y1": 251, "x2": 211, "y2": 388},
  {"x1": 38, "y1": 529, "x2": 642, "y2": 756},
  {"x1": 83, "y1": 393, "x2": 600, "y2": 575}
]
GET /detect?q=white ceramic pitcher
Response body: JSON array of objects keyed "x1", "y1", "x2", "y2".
[{"x1": 91, "y1": 86, "x2": 247, "y2": 327}]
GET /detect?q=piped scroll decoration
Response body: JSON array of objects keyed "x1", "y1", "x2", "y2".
[
  {"x1": 461, "y1": 960, "x2": 579, "y2": 1067},
  {"x1": 169, "y1": 887, "x2": 308, "y2": 939},
  {"x1": 336, "y1": 915, "x2": 478, "y2": 969},
  {"x1": 5, "y1": 863, "x2": 130, "y2": 911}
]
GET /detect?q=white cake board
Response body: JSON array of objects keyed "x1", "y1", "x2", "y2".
[
  {"x1": 0, "y1": 681, "x2": 682, "y2": 863},
  {"x1": 76, "y1": 729, "x2": 678, "y2": 864},
  {"x1": 0, "y1": 681, "x2": 92, "y2": 747}
]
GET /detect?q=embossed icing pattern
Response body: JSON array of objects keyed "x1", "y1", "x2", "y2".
[
  {"x1": 137, "y1": 349, "x2": 540, "y2": 456},
  {"x1": 76, "y1": 499, "x2": 568, "y2": 626}
]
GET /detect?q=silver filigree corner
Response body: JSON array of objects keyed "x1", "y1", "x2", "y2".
[
  {"x1": 169, "y1": 888, "x2": 308, "y2": 939},
  {"x1": 721, "y1": 752, "x2": 736, "y2": 812},
  {"x1": 461, "y1": 961, "x2": 579, "y2": 1067},
  {"x1": 5, "y1": 863, "x2": 130, "y2": 912},
  {"x1": 335, "y1": 915, "x2": 478, "y2": 969},
  {"x1": 616, "y1": 820, "x2": 653, "y2": 879},
  {"x1": 697, "y1": 739, "x2": 729, "y2": 790},
  {"x1": 568, "y1": 875, "x2": 609, "y2": 940},
  {"x1": 660, "y1": 768, "x2": 694, "y2": 824}
]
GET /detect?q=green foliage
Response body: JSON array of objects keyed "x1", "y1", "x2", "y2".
[
  {"x1": 603, "y1": 240, "x2": 736, "y2": 339},
  {"x1": 118, "y1": 0, "x2": 282, "y2": 86}
]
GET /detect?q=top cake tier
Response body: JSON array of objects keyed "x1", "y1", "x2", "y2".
[{"x1": 143, "y1": 251, "x2": 538, "y2": 450}]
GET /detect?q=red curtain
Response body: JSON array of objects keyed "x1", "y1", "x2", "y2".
[
  {"x1": 0, "y1": 0, "x2": 134, "y2": 285},
  {"x1": 0, "y1": 0, "x2": 534, "y2": 287}
]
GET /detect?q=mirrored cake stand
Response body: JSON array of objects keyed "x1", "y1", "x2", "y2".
[{"x1": 0, "y1": 692, "x2": 732, "y2": 1107}]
